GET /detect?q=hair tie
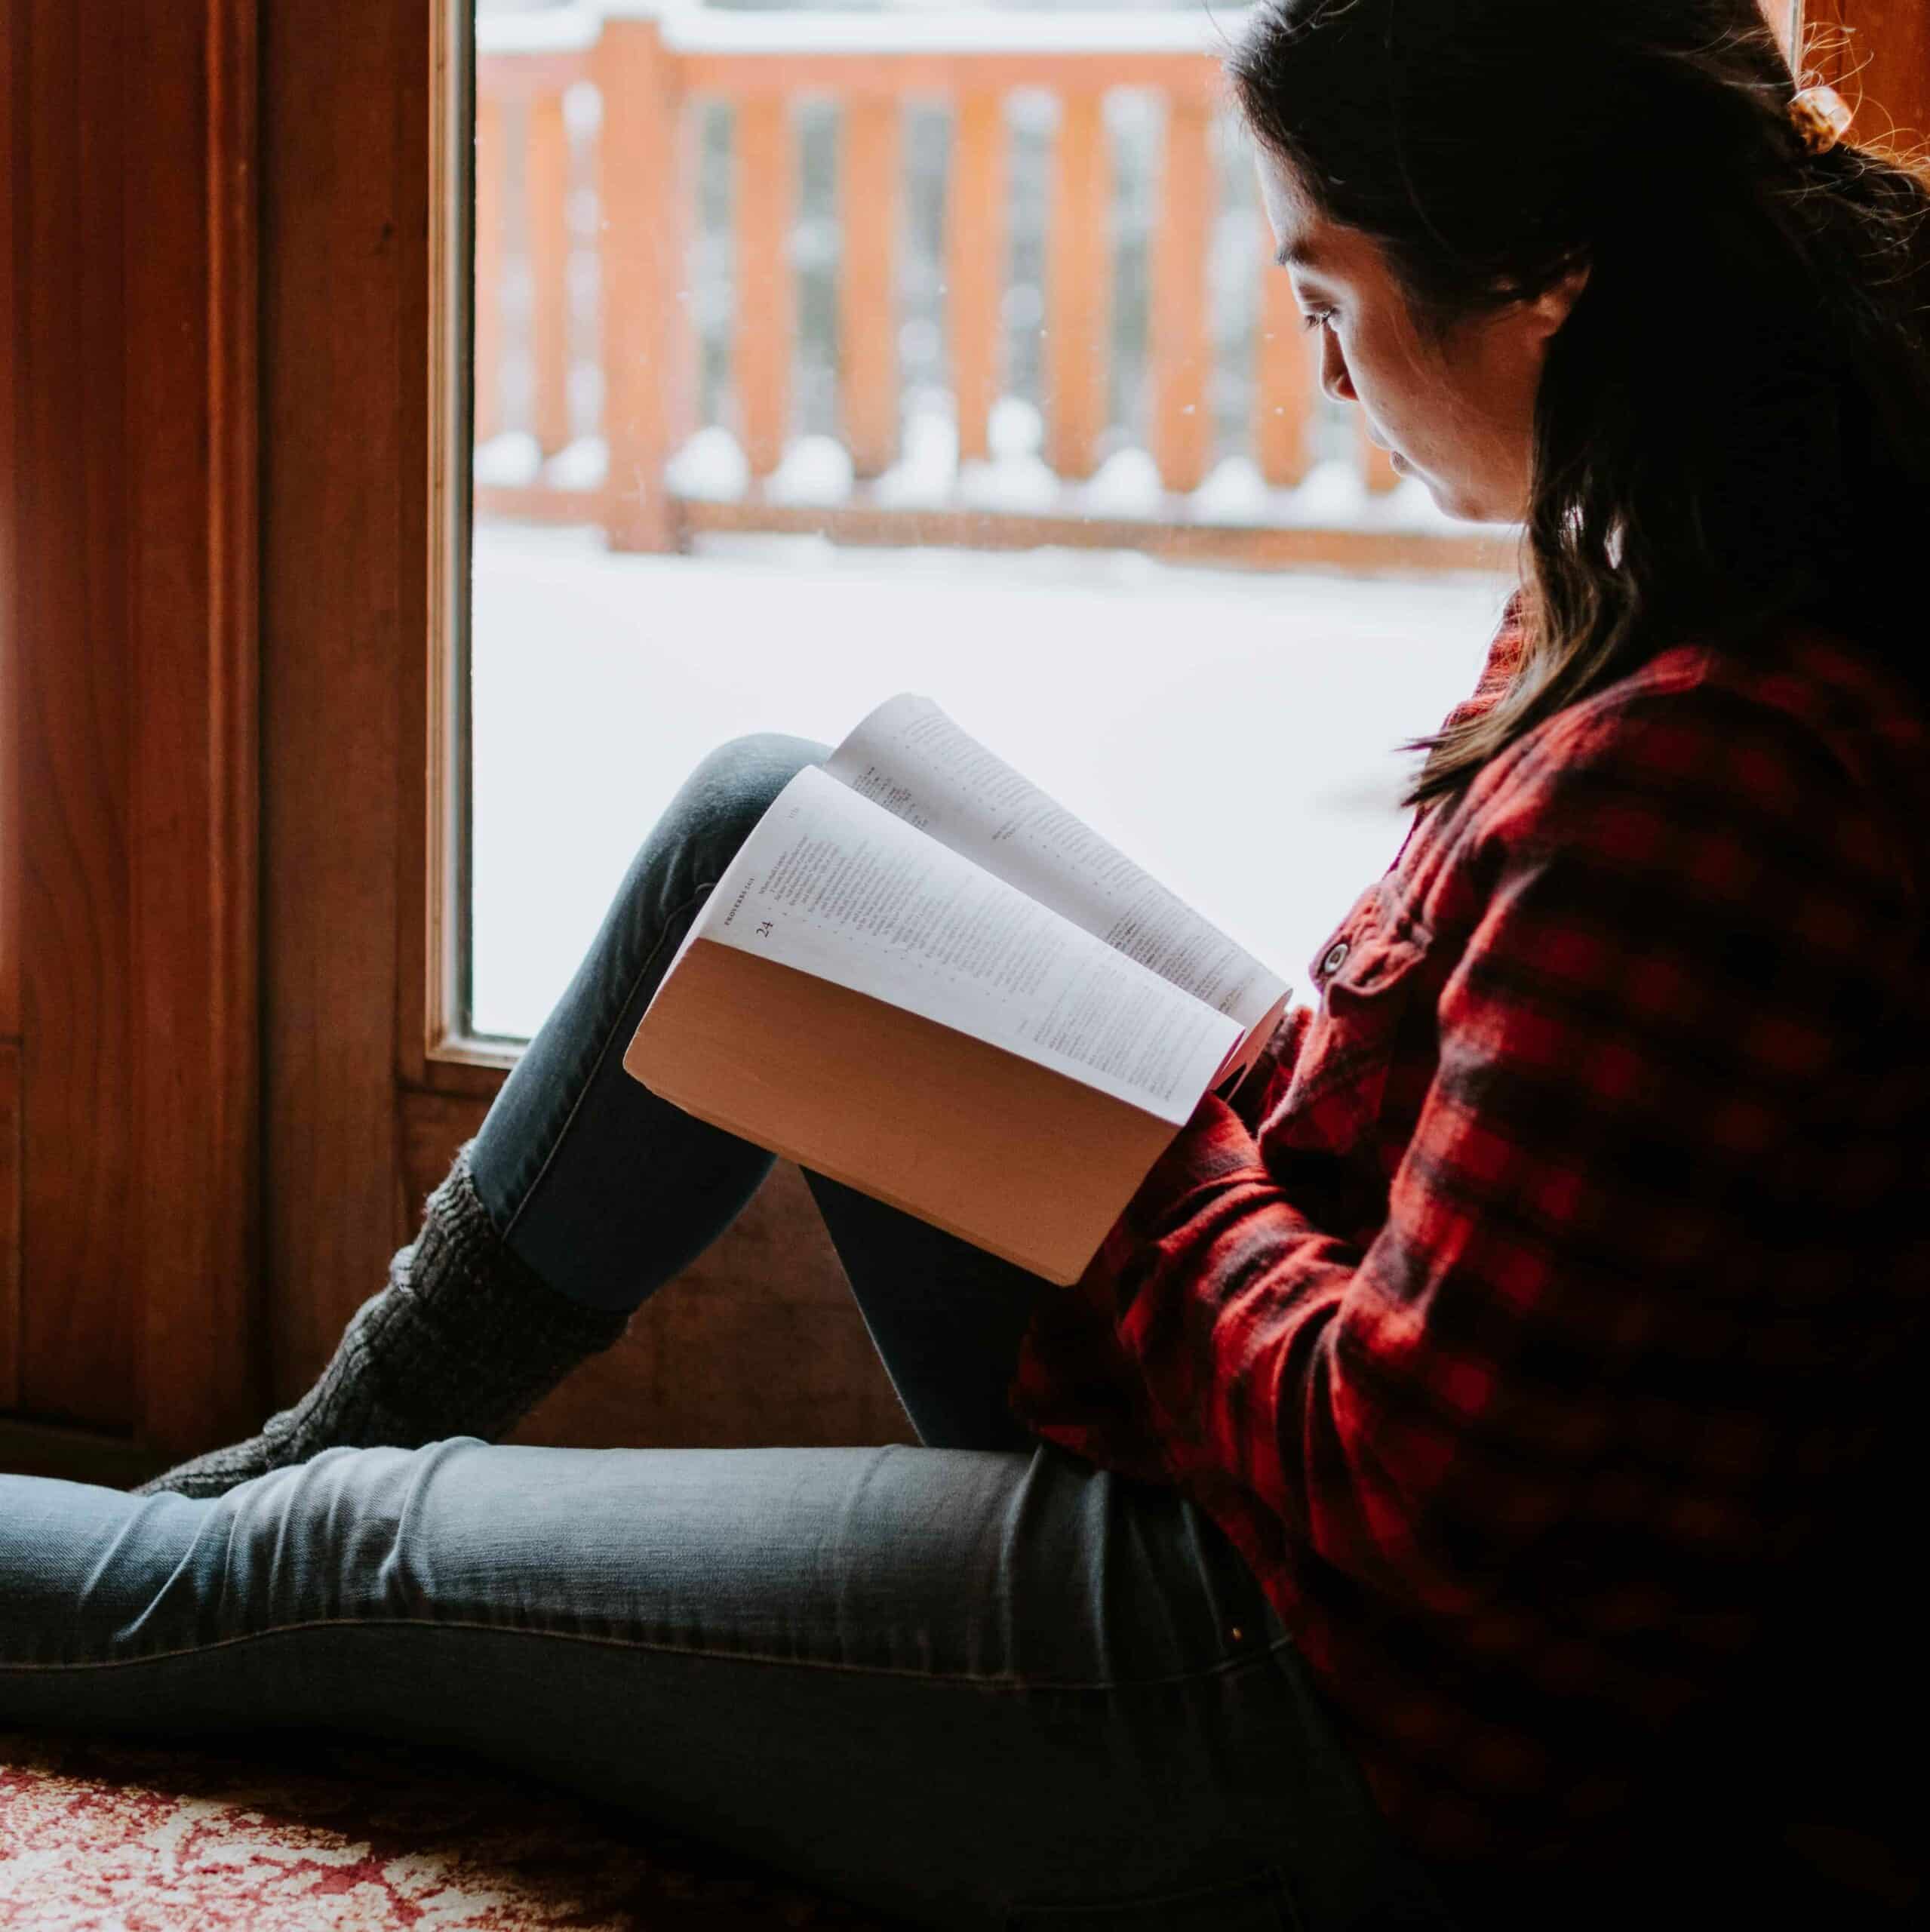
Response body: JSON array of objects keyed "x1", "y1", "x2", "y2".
[{"x1": 1788, "y1": 83, "x2": 1855, "y2": 155}]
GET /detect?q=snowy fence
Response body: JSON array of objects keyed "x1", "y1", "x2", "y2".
[{"x1": 472, "y1": 4, "x2": 1504, "y2": 571}]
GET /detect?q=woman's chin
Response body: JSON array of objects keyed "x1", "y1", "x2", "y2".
[
  {"x1": 1395, "y1": 454, "x2": 1449, "y2": 508},
  {"x1": 1422, "y1": 476, "x2": 1499, "y2": 525},
  {"x1": 1421, "y1": 466, "x2": 1528, "y2": 528}
]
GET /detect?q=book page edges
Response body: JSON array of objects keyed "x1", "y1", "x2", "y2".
[
  {"x1": 1212, "y1": 987, "x2": 1293, "y2": 1095},
  {"x1": 621, "y1": 939, "x2": 1182, "y2": 1286}
]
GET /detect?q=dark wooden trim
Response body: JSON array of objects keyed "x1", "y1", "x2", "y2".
[
  {"x1": 0, "y1": 1043, "x2": 19, "y2": 1414},
  {"x1": 12, "y1": 0, "x2": 137, "y2": 1428},
  {"x1": 397, "y1": 1084, "x2": 491, "y2": 1229},
  {"x1": 404, "y1": 0, "x2": 471, "y2": 1094},
  {"x1": 0, "y1": 10, "x2": 17, "y2": 1416},
  {"x1": 405, "y1": 1054, "x2": 518, "y2": 1098},
  {"x1": 260, "y1": 0, "x2": 433, "y2": 1398},
  {"x1": 127, "y1": 0, "x2": 264, "y2": 1461},
  {"x1": 2, "y1": 1, "x2": 263, "y2": 1448},
  {"x1": 0, "y1": 0, "x2": 17, "y2": 1050},
  {"x1": 0, "y1": 1416, "x2": 159, "y2": 1489}
]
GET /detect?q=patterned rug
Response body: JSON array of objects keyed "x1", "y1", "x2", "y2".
[{"x1": 0, "y1": 1728, "x2": 909, "y2": 1931}]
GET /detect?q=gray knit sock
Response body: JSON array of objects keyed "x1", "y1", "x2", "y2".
[{"x1": 132, "y1": 1140, "x2": 632, "y2": 1498}]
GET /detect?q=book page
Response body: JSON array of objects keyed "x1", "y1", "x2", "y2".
[
  {"x1": 649, "y1": 765, "x2": 1240, "y2": 1127},
  {"x1": 823, "y1": 694, "x2": 1289, "y2": 1034}
]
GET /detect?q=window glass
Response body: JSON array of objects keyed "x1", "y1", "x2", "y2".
[{"x1": 467, "y1": 0, "x2": 1517, "y2": 1041}]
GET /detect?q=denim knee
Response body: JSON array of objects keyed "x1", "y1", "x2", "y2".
[{"x1": 654, "y1": 731, "x2": 833, "y2": 890}]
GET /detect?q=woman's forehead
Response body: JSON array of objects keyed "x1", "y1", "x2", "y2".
[
  {"x1": 1257, "y1": 179, "x2": 1378, "y2": 290},
  {"x1": 1252, "y1": 149, "x2": 1348, "y2": 274}
]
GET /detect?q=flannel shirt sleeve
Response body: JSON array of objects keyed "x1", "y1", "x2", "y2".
[{"x1": 1091, "y1": 682, "x2": 1917, "y2": 1617}]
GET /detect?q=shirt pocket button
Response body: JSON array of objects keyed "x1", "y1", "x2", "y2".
[{"x1": 1320, "y1": 940, "x2": 1351, "y2": 977}]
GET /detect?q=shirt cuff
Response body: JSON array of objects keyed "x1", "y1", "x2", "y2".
[{"x1": 1121, "y1": 1092, "x2": 1266, "y2": 1244}]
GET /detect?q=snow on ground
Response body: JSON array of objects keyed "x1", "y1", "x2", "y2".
[
  {"x1": 480, "y1": 398, "x2": 1477, "y2": 536},
  {"x1": 470, "y1": 519, "x2": 1516, "y2": 1040},
  {"x1": 480, "y1": 5, "x2": 1265, "y2": 60}
]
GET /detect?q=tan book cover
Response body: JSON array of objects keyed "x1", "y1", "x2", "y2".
[{"x1": 623, "y1": 696, "x2": 1290, "y2": 1286}]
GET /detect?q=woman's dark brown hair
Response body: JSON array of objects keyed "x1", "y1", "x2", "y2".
[{"x1": 1228, "y1": 0, "x2": 1930, "y2": 812}]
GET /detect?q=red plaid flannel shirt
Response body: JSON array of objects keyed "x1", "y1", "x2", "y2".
[{"x1": 1006, "y1": 588, "x2": 1930, "y2": 1872}]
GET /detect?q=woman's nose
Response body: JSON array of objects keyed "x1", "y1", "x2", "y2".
[{"x1": 1320, "y1": 334, "x2": 1355, "y2": 405}]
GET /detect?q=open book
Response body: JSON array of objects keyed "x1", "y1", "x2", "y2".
[{"x1": 622, "y1": 696, "x2": 1291, "y2": 1284}]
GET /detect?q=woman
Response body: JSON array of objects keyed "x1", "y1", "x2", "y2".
[{"x1": 5, "y1": 2, "x2": 1927, "y2": 1924}]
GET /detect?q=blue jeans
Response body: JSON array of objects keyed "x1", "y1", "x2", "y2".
[{"x1": 0, "y1": 734, "x2": 1456, "y2": 1931}]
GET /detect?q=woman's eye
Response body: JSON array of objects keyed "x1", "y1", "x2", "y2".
[{"x1": 1302, "y1": 309, "x2": 1338, "y2": 334}]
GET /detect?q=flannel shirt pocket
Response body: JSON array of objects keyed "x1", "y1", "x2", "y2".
[{"x1": 1280, "y1": 881, "x2": 1435, "y2": 1155}]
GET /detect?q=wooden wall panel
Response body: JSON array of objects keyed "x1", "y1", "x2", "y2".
[
  {"x1": 0, "y1": 0, "x2": 17, "y2": 1047},
  {"x1": 396, "y1": 1088, "x2": 908, "y2": 1451},
  {"x1": 0, "y1": 7, "x2": 17, "y2": 1426},
  {"x1": 260, "y1": 0, "x2": 425, "y2": 1402},
  {"x1": 0, "y1": 0, "x2": 262, "y2": 1457},
  {"x1": 124, "y1": 0, "x2": 263, "y2": 1460},
  {"x1": 515, "y1": 1161, "x2": 914, "y2": 1453},
  {"x1": 0, "y1": 1416, "x2": 155, "y2": 1487},
  {"x1": 15, "y1": 0, "x2": 134, "y2": 1429}
]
